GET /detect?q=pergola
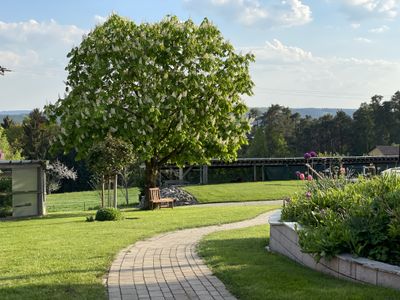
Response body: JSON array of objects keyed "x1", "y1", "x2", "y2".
[{"x1": 0, "y1": 160, "x2": 47, "y2": 218}]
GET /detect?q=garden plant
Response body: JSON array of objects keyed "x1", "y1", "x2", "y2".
[{"x1": 282, "y1": 175, "x2": 400, "y2": 265}]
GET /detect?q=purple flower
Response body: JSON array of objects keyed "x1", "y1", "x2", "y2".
[
  {"x1": 295, "y1": 171, "x2": 301, "y2": 177},
  {"x1": 304, "y1": 152, "x2": 311, "y2": 159},
  {"x1": 310, "y1": 151, "x2": 317, "y2": 157}
]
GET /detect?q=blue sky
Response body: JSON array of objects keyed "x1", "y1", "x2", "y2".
[{"x1": 1, "y1": 0, "x2": 400, "y2": 110}]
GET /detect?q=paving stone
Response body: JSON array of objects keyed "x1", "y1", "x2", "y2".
[{"x1": 107, "y1": 209, "x2": 276, "y2": 299}]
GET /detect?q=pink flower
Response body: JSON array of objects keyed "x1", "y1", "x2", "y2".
[
  {"x1": 306, "y1": 191, "x2": 311, "y2": 198},
  {"x1": 307, "y1": 175, "x2": 313, "y2": 181},
  {"x1": 299, "y1": 173, "x2": 305, "y2": 180}
]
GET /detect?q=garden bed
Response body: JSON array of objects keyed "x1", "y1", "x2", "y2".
[{"x1": 269, "y1": 210, "x2": 400, "y2": 290}]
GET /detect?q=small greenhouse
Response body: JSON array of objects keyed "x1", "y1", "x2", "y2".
[{"x1": 0, "y1": 160, "x2": 46, "y2": 218}]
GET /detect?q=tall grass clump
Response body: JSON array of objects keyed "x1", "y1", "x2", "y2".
[{"x1": 281, "y1": 175, "x2": 400, "y2": 265}]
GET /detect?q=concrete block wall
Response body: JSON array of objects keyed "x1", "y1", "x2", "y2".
[{"x1": 269, "y1": 210, "x2": 400, "y2": 290}]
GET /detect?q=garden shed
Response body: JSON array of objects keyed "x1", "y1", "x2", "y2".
[{"x1": 0, "y1": 160, "x2": 47, "y2": 218}]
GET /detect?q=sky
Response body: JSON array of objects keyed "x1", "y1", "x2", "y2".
[{"x1": 1, "y1": 0, "x2": 400, "y2": 110}]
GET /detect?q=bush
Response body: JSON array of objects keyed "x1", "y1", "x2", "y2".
[
  {"x1": 282, "y1": 175, "x2": 400, "y2": 266},
  {"x1": 95, "y1": 207, "x2": 124, "y2": 221},
  {"x1": 0, "y1": 206, "x2": 12, "y2": 218},
  {"x1": 0, "y1": 177, "x2": 12, "y2": 218},
  {"x1": 86, "y1": 215, "x2": 95, "y2": 222}
]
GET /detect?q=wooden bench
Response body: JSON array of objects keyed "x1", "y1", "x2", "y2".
[{"x1": 149, "y1": 187, "x2": 175, "y2": 209}]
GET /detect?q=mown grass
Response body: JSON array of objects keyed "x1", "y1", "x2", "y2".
[
  {"x1": 46, "y1": 188, "x2": 140, "y2": 212},
  {"x1": 0, "y1": 205, "x2": 278, "y2": 300},
  {"x1": 199, "y1": 225, "x2": 400, "y2": 300},
  {"x1": 183, "y1": 180, "x2": 304, "y2": 203}
]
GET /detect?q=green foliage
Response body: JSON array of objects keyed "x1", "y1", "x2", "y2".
[
  {"x1": 4, "y1": 123, "x2": 24, "y2": 156},
  {"x1": 0, "y1": 176, "x2": 12, "y2": 217},
  {"x1": 0, "y1": 126, "x2": 22, "y2": 160},
  {"x1": 95, "y1": 207, "x2": 124, "y2": 221},
  {"x1": 22, "y1": 108, "x2": 56, "y2": 160},
  {"x1": 282, "y1": 175, "x2": 400, "y2": 265},
  {"x1": 86, "y1": 215, "x2": 95, "y2": 222},
  {"x1": 87, "y1": 135, "x2": 135, "y2": 178},
  {"x1": 244, "y1": 91, "x2": 400, "y2": 157},
  {"x1": 47, "y1": 14, "x2": 253, "y2": 167}
]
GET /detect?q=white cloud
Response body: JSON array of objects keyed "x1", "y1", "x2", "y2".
[
  {"x1": 0, "y1": 50, "x2": 39, "y2": 68},
  {"x1": 0, "y1": 19, "x2": 87, "y2": 110},
  {"x1": 94, "y1": 15, "x2": 107, "y2": 25},
  {"x1": 242, "y1": 39, "x2": 400, "y2": 108},
  {"x1": 351, "y1": 22, "x2": 361, "y2": 28},
  {"x1": 338, "y1": 0, "x2": 400, "y2": 19},
  {"x1": 0, "y1": 19, "x2": 85, "y2": 45},
  {"x1": 354, "y1": 37, "x2": 373, "y2": 43},
  {"x1": 184, "y1": 0, "x2": 312, "y2": 27},
  {"x1": 246, "y1": 39, "x2": 316, "y2": 63},
  {"x1": 369, "y1": 24, "x2": 390, "y2": 32}
]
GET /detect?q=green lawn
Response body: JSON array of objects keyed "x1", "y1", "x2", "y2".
[
  {"x1": 183, "y1": 180, "x2": 304, "y2": 203},
  {"x1": 199, "y1": 225, "x2": 400, "y2": 300},
  {"x1": 46, "y1": 188, "x2": 140, "y2": 212},
  {"x1": 0, "y1": 205, "x2": 278, "y2": 300}
]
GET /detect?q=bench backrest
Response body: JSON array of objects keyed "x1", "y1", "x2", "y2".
[{"x1": 149, "y1": 187, "x2": 161, "y2": 201}]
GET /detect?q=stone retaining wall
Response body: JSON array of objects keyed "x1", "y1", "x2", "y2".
[{"x1": 269, "y1": 210, "x2": 400, "y2": 290}]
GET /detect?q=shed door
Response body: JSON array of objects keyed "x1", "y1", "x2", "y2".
[{"x1": 12, "y1": 167, "x2": 38, "y2": 217}]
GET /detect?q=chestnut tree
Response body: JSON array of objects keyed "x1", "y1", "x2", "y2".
[{"x1": 47, "y1": 15, "x2": 254, "y2": 209}]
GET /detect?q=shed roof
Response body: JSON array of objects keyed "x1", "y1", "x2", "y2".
[
  {"x1": 371, "y1": 145, "x2": 399, "y2": 156},
  {"x1": 0, "y1": 160, "x2": 47, "y2": 169}
]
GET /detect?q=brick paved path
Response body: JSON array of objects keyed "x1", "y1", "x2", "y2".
[{"x1": 107, "y1": 210, "x2": 276, "y2": 300}]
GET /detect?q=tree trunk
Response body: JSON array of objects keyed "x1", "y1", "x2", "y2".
[
  {"x1": 107, "y1": 177, "x2": 111, "y2": 207},
  {"x1": 101, "y1": 175, "x2": 105, "y2": 208},
  {"x1": 122, "y1": 168, "x2": 129, "y2": 205},
  {"x1": 143, "y1": 159, "x2": 158, "y2": 210},
  {"x1": 113, "y1": 174, "x2": 118, "y2": 208},
  {"x1": 125, "y1": 184, "x2": 129, "y2": 205}
]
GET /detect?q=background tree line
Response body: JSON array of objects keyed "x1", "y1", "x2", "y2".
[
  {"x1": 242, "y1": 91, "x2": 400, "y2": 157},
  {"x1": 3, "y1": 91, "x2": 400, "y2": 193},
  {"x1": 1, "y1": 109, "x2": 92, "y2": 192}
]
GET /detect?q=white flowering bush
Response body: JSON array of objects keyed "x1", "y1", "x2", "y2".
[{"x1": 46, "y1": 160, "x2": 77, "y2": 194}]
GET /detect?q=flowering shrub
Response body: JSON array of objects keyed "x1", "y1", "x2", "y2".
[
  {"x1": 281, "y1": 175, "x2": 400, "y2": 265},
  {"x1": 304, "y1": 151, "x2": 318, "y2": 159},
  {"x1": 46, "y1": 160, "x2": 77, "y2": 194}
]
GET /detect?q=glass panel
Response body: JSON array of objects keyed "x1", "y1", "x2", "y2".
[{"x1": 12, "y1": 168, "x2": 38, "y2": 217}]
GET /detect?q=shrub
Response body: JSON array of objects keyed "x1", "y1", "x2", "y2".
[
  {"x1": 95, "y1": 207, "x2": 124, "y2": 221},
  {"x1": 86, "y1": 215, "x2": 95, "y2": 222},
  {"x1": 0, "y1": 177, "x2": 12, "y2": 217},
  {"x1": 282, "y1": 175, "x2": 400, "y2": 266},
  {"x1": 0, "y1": 206, "x2": 12, "y2": 218}
]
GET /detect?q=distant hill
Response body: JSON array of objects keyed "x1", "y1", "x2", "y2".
[
  {"x1": 251, "y1": 107, "x2": 357, "y2": 118},
  {"x1": 0, "y1": 110, "x2": 31, "y2": 123},
  {"x1": 0, "y1": 107, "x2": 358, "y2": 125},
  {"x1": 291, "y1": 108, "x2": 356, "y2": 118}
]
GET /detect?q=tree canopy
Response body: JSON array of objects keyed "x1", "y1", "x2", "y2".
[{"x1": 47, "y1": 14, "x2": 254, "y2": 207}]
